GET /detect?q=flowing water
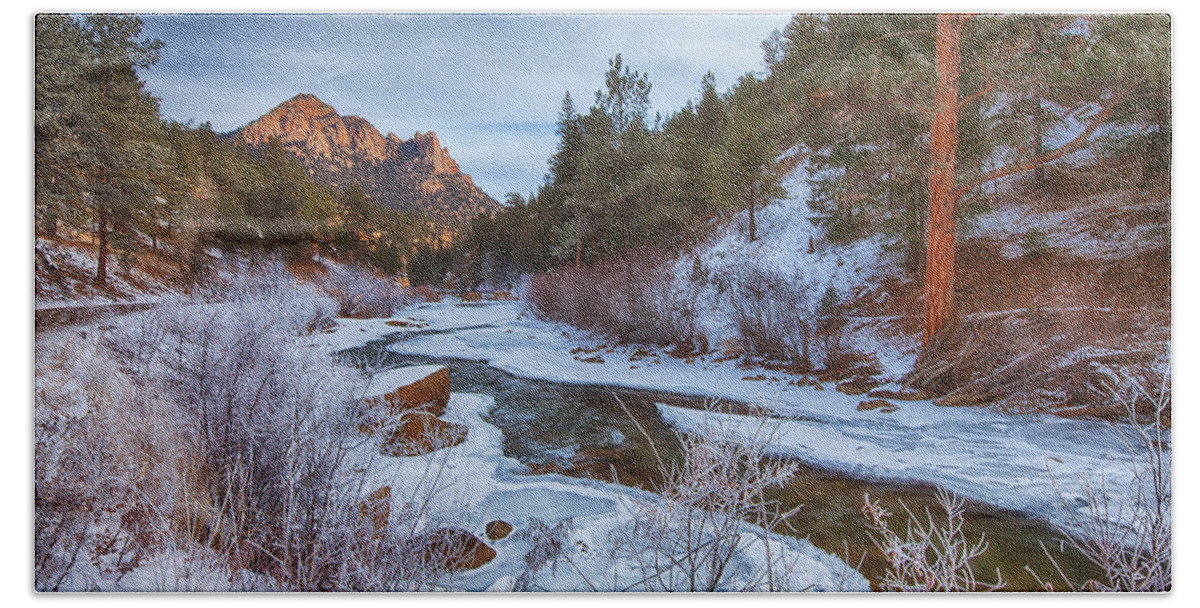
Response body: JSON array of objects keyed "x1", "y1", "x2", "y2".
[{"x1": 340, "y1": 332, "x2": 1102, "y2": 591}]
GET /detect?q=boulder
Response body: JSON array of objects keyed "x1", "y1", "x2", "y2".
[
  {"x1": 363, "y1": 365, "x2": 451, "y2": 419},
  {"x1": 412, "y1": 528, "x2": 496, "y2": 571},
  {"x1": 384, "y1": 319, "x2": 424, "y2": 328},
  {"x1": 867, "y1": 388, "x2": 931, "y2": 401},
  {"x1": 381, "y1": 411, "x2": 468, "y2": 457},
  {"x1": 836, "y1": 376, "x2": 882, "y2": 396},
  {"x1": 485, "y1": 520, "x2": 514, "y2": 541}
]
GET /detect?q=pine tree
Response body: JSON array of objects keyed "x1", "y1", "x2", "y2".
[
  {"x1": 724, "y1": 74, "x2": 784, "y2": 242},
  {"x1": 72, "y1": 15, "x2": 169, "y2": 285},
  {"x1": 765, "y1": 13, "x2": 1169, "y2": 345}
]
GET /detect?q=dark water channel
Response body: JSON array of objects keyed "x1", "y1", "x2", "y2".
[{"x1": 340, "y1": 332, "x2": 1101, "y2": 591}]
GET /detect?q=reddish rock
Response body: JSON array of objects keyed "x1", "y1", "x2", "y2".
[
  {"x1": 384, "y1": 319, "x2": 421, "y2": 328},
  {"x1": 867, "y1": 388, "x2": 931, "y2": 401},
  {"x1": 837, "y1": 376, "x2": 882, "y2": 396},
  {"x1": 485, "y1": 520, "x2": 513, "y2": 541},
  {"x1": 358, "y1": 486, "x2": 391, "y2": 532},
  {"x1": 413, "y1": 528, "x2": 497, "y2": 571},
  {"x1": 381, "y1": 412, "x2": 468, "y2": 457},
  {"x1": 857, "y1": 399, "x2": 899, "y2": 413},
  {"x1": 364, "y1": 365, "x2": 451, "y2": 419},
  {"x1": 236, "y1": 94, "x2": 498, "y2": 224}
]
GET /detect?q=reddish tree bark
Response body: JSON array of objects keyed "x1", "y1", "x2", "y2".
[
  {"x1": 95, "y1": 207, "x2": 110, "y2": 286},
  {"x1": 923, "y1": 14, "x2": 966, "y2": 345}
]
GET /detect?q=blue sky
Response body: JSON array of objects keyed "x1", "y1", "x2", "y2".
[{"x1": 137, "y1": 13, "x2": 792, "y2": 200}]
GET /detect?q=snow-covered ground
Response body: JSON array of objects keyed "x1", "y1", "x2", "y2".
[
  {"x1": 317, "y1": 299, "x2": 1166, "y2": 541},
  {"x1": 35, "y1": 237, "x2": 181, "y2": 306}
]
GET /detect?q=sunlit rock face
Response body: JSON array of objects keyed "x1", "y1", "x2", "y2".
[{"x1": 238, "y1": 93, "x2": 498, "y2": 224}]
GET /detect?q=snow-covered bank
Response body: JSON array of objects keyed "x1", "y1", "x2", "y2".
[
  {"x1": 339, "y1": 390, "x2": 867, "y2": 591},
  {"x1": 318, "y1": 299, "x2": 1167, "y2": 539}
]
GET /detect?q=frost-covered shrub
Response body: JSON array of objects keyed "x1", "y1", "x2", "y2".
[
  {"x1": 35, "y1": 279, "x2": 392, "y2": 590},
  {"x1": 512, "y1": 518, "x2": 578, "y2": 591},
  {"x1": 35, "y1": 270, "x2": 482, "y2": 590},
  {"x1": 35, "y1": 333, "x2": 184, "y2": 591},
  {"x1": 861, "y1": 488, "x2": 1004, "y2": 592},
  {"x1": 612, "y1": 400, "x2": 805, "y2": 591},
  {"x1": 118, "y1": 297, "x2": 362, "y2": 589},
  {"x1": 1034, "y1": 372, "x2": 1171, "y2": 592},
  {"x1": 189, "y1": 257, "x2": 339, "y2": 334},
  {"x1": 319, "y1": 263, "x2": 410, "y2": 319}
]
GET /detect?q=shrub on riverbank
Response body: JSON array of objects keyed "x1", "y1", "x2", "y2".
[
  {"x1": 34, "y1": 272, "x2": 464, "y2": 591},
  {"x1": 528, "y1": 248, "x2": 705, "y2": 353}
]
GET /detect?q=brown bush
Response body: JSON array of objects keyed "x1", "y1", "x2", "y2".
[
  {"x1": 411, "y1": 285, "x2": 442, "y2": 303},
  {"x1": 728, "y1": 268, "x2": 815, "y2": 371},
  {"x1": 528, "y1": 248, "x2": 703, "y2": 352}
]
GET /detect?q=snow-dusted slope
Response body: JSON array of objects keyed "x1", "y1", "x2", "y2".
[
  {"x1": 669, "y1": 162, "x2": 917, "y2": 377},
  {"x1": 969, "y1": 193, "x2": 1169, "y2": 261}
]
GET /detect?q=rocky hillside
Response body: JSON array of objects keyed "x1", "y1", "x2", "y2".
[{"x1": 237, "y1": 94, "x2": 498, "y2": 224}]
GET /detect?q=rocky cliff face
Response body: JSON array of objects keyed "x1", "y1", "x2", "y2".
[{"x1": 237, "y1": 94, "x2": 497, "y2": 224}]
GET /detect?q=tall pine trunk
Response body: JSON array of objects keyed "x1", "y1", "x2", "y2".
[
  {"x1": 923, "y1": 14, "x2": 965, "y2": 345},
  {"x1": 746, "y1": 181, "x2": 758, "y2": 243},
  {"x1": 95, "y1": 207, "x2": 109, "y2": 286},
  {"x1": 1032, "y1": 20, "x2": 1048, "y2": 186}
]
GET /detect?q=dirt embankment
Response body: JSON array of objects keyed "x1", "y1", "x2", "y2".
[{"x1": 873, "y1": 180, "x2": 1170, "y2": 422}]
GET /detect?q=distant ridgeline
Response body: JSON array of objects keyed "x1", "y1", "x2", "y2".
[{"x1": 235, "y1": 94, "x2": 499, "y2": 226}]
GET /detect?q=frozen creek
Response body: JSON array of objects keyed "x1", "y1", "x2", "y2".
[{"x1": 316, "y1": 299, "x2": 1154, "y2": 590}]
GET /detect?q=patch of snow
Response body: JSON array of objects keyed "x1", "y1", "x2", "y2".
[
  {"x1": 970, "y1": 196, "x2": 1168, "y2": 261},
  {"x1": 667, "y1": 160, "x2": 908, "y2": 375},
  {"x1": 338, "y1": 390, "x2": 865, "y2": 591}
]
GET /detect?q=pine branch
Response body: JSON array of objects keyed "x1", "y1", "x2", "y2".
[{"x1": 952, "y1": 86, "x2": 1134, "y2": 201}]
